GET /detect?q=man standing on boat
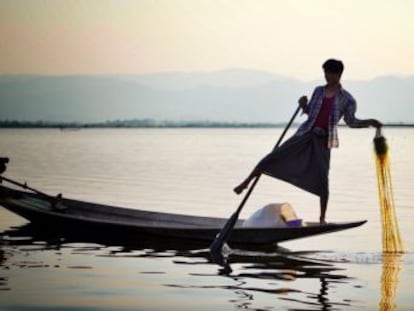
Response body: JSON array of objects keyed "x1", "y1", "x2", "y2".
[{"x1": 234, "y1": 59, "x2": 382, "y2": 224}]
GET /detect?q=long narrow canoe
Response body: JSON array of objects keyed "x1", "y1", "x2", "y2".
[{"x1": 0, "y1": 184, "x2": 366, "y2": 246}]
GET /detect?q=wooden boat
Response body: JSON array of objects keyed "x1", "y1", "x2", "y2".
[{"x1": 0, "y1": 183, "x2": 366, "y2": 246}]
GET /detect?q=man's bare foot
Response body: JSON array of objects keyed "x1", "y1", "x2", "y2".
[
  {"x1": 233, "y1": 181, "x2": 248, "y2": 194},
  {"x1": 319, "y1": 218, "x2": 327, "y2": 225}
]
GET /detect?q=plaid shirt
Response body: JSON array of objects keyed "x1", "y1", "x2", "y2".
[{"x1": 296, "y1": 85, "x2": 367, "y2": 148}]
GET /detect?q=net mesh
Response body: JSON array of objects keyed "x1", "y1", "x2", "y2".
[{"x1": 374, "y1": 129, "x2": 403, "y2": 253}]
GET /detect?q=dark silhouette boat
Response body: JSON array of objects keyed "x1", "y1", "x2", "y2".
[{"x1": 0, "y1": 183, "x2": 366, "y2": 246}]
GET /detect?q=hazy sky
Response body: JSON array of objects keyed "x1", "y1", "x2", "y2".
[{"x1": 1, "y1": 0, "x2": 413, "y2": 80}]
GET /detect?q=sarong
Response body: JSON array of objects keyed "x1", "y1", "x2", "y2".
[{"x1": 256, "y1": 127, "x2": 331, "y2": 198}]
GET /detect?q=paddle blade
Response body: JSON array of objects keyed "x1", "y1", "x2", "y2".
[
  {"x1": 209, "y1": 242, "x2": 232, "y2": 268},
  {"x1": 209, "y1": 212, "x2": 239, "y2": 265},
  {"x1": 210, "y1": 212, "x2": 238, "y2": 250}
]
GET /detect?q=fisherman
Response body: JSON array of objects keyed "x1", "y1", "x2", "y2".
[{"x1": 234, "y1": 59, "x2": 382, "y2": 224}]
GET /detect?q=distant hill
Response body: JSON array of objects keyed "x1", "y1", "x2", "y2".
[{"x1": 0, "y1": 69, "x2": 413, "y2": 123}]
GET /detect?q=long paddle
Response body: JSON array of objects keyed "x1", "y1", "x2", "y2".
[{"x1": 209, "y1": 105, "x2": 302, "y2": 263}]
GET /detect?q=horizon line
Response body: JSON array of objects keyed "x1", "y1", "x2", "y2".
[{"x1": 1, "y1": 68, "x2": 413, "y2": 82}]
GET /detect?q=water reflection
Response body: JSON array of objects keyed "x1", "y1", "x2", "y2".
[
  {"x1": 0, "y1": 224, "x2": 369, "y2": 310},
  {"x1": 0, "y1": 248, "x2": 9, "y2": 291},
  {"x1": 380, "y1": 253, "x2": 402, "y2": 311},
  {"x1": 172, "y1": 249, "x2": 352, "y2": 310}
]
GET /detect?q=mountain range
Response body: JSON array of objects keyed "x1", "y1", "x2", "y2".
[{"x1": 1, "y1": 69, "x2": 413, "y2": 124}]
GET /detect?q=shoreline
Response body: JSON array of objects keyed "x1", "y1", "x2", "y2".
[{"x1": 1, "y1": 120, "x2": 413, "y2": 129}]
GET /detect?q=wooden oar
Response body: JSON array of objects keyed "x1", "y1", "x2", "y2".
[
  {"x1": 209, "y1": 105, "x2": 301, "y2": 263},
  {"x1": 0, "y1": 175, "x2": 63, "y2": 208}
]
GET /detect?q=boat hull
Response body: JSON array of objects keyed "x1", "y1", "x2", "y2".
[{"x1": 0, "y1": 184, "x2": 366, "y2": 246}]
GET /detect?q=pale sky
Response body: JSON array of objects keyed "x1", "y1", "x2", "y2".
[{"x1": 1, "y1": 0, "x2": 413, "y2": 80}]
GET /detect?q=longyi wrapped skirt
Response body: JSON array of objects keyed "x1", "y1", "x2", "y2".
[{"x1": 257, "y1": 127, "x2": 331, "y2": 199}]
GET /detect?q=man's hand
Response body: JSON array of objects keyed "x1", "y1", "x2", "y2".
[
  {"x1": 298, "y1": 96, "x2": 308, "y2": 114},
  {"x1": 298, "y1": 96, "x2": 308, "y2": 108},
  {"x1": 370, "y1": 119, "x2": 383, "y2": 128}
]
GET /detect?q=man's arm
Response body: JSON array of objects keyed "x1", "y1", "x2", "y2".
[{"x1": 343, "y1": 100, "x2": 382, "y2": 128}]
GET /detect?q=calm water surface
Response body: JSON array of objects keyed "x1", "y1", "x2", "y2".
[{"x1": 0, "y1": 128, "x2": 413, "y2": 310}]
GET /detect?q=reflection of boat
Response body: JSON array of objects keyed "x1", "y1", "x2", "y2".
[
  {"x1": 0, "y1": 184, "x2": 366, "y2": 246},
  {"x1": 0, "y1": 220, "x2": 351, "y2": 310},
  {"x1": 0, "y1": 221, "x2": 344, "y2": 281}
]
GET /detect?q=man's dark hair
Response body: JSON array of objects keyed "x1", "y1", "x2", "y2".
[{"x1": 322, "y1": 59, "x2": 344, "y2": 74}]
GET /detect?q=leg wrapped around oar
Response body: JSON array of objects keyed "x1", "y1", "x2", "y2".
[{"x1": 209, "y1": 106, "x2": 301, "y2": 266}]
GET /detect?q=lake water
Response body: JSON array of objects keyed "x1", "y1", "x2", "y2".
[{"x1": 0, "y1": 127, "x2": 413, "y2": 310}]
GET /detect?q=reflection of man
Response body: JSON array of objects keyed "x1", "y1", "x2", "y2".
[{"x1": 234, "y1": 59, "x2": 382, "y2": 223}]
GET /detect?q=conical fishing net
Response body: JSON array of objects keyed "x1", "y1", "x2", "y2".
[{"x1": 373, "y1": 128, "x2": 403, "y2": 253}]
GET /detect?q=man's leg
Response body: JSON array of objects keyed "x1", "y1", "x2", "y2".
[{"x1": 320, "y1": 194, "x2": 328, "y2": 224}]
